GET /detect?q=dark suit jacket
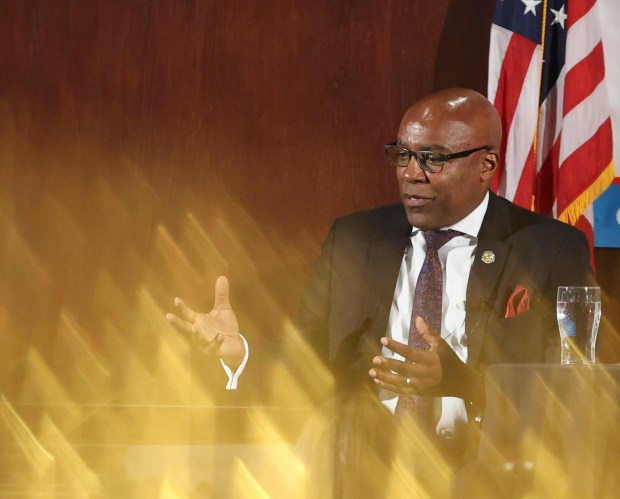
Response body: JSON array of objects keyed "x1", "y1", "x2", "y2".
[{"x1": 295, "y1": 191, "x2": 595, "y2": 400}]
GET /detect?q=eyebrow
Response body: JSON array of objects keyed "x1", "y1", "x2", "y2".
[{"x1": 395, "y1": 139, "x2": 449, "y2": 152}]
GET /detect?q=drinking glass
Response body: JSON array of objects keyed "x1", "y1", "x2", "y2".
[{"x1": 556, "y1": 286, "x2": 601, "y2": 365}]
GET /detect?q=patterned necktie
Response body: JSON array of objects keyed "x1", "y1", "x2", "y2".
[{"x1": 395, "y1": 229, "x2": 460, "y2": 424}]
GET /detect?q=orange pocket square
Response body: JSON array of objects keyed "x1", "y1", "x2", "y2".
[{"x1": 504, "y1": 285, "x2": 530, "y2": 318}]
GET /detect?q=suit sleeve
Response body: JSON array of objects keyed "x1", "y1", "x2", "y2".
[
  {"x1": 294, "y1": 223, "x2": 336, "y2": 364},
  {"x1": 550, "y1": 227, "x2": 596, "y2": 289}
]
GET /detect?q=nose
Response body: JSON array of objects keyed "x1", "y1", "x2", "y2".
[{"x1": 401, "y1": 156, "x2": 428, "y2": 182}]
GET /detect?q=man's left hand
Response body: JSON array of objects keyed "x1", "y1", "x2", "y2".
[{"x1": 368, "y1": 316, "x2": 446, "y2": 395}]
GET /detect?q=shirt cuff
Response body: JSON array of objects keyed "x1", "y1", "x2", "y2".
[{"x1": 219, "y1": 334, "x2": 249, "y2": 390}]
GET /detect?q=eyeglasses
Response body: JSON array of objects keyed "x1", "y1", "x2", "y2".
[{"x1": 384, "y1": 143, "x2": 491, "y2": 173}]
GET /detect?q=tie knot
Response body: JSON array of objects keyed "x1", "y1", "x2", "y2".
[{"x1": 422, "y1": 229, "x2": 460, "y2": 252}]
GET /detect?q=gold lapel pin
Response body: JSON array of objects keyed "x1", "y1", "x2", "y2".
[{"x1": 481, "y1": 250, "x2": 496, "y2": 264}]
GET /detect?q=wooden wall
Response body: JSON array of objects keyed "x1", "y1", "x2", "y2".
[{"x1": 0, "y1": 0, "x2": 617, "y2": 404}]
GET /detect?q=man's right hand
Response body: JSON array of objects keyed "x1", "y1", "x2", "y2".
[{"x1": 166, "y1": 276, "x2": 246, "y2": 370}]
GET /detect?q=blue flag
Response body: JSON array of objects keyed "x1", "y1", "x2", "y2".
[{"x1": 594, "y1": 181, "x2": 620, "y2": 247}]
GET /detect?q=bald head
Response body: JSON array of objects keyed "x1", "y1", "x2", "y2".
[{"x1": 400, "y1": 88, "x2": 502, "y2": 153}]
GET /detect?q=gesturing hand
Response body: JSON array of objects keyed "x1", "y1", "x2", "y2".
[
  {"x1": 166, "y1": 276, "x2": 246, "y2": 370},
  {"x1": 368, "y1": 317, "x2": 444, "y2": 395}
]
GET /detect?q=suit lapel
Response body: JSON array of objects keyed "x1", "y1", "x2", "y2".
[
  {"x1": 466, "y1": 193, "x2": 513, "y2": 365},
  {"x1": 366, "y1": 205, "x2": 410, "y2": 340}
]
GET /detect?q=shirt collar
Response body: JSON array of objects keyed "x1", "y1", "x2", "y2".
[{"x1": 410, "y1": 191, "x2": 489, "y2": 239}]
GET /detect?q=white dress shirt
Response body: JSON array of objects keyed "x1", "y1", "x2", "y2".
[{"x1": 380, "y1": 193, "x2": 489, "y2": 435}]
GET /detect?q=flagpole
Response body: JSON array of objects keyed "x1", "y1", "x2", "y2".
[{"x1": 531, "y1": 0, "x2": 549, "y2": 212}]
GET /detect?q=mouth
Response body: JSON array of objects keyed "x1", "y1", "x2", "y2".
[{"x1": 402, "y1": 192, "x2": 433, "y2": 207}]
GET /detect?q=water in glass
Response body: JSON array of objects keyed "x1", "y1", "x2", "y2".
[{"x1": 556, "y1": 286, "x2": 601, "y2": 365}]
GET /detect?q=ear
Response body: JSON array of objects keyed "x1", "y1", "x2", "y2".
[{"x1": 480, "y1": 152, "x2": 499, "y2": 181}]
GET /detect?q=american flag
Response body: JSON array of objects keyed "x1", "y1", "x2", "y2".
[{"x1": 488, "y1": 0, "x2": 615, "y2": 248}]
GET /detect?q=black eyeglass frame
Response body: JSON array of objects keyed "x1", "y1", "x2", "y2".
[{"x1": 384, "y1": 143, "x2": 492, "y2": 173}]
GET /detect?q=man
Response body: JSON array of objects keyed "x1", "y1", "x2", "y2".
[{"x1": 166, "y1": 88, "x2": 594, "y2": 457}]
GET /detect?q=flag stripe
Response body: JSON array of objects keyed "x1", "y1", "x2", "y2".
[
  {"x1": 536, "y1": 132, "x2": 561, "y2": 215},
  {"x1": 501, "y1": 58, "x2": 540, "y2": 201},
  {"x1": 488, "y1": 26, "x2": 512, "y2": 104},
  {"x1": 492, "y1": 32, "x2": 539, "y2": 149},
  {"x1": 513, "y1": 143, "x2": 537, "y2": 208},
  {"x1": 557, "y1": 119, "x2": 614, "y2": 217},
  {"x1": 537, "y1": 76, "x2": 565, "y2": 167},
  {"x1": 490, "y1": 29, "x2": 541, "y2": 198},
  {"x1": 563, "y1": 41, "x2": 605, "y2": 116},
  {"x1": 566, "y1": 0, "x2": 597, "y2": 30},
  {"x1": 560, "y1": 80, "x2": 611, "y2": 163},
  {"x1": 565, "y1": 3, "x2": 602, "y2": 70},
  {"x1": 575, "y1": 212, "x2": 594, "y2": 244}
]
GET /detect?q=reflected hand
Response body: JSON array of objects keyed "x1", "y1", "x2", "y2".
[{"x1": 166, "y1": 276, "x2": 245, "y2": 370}]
